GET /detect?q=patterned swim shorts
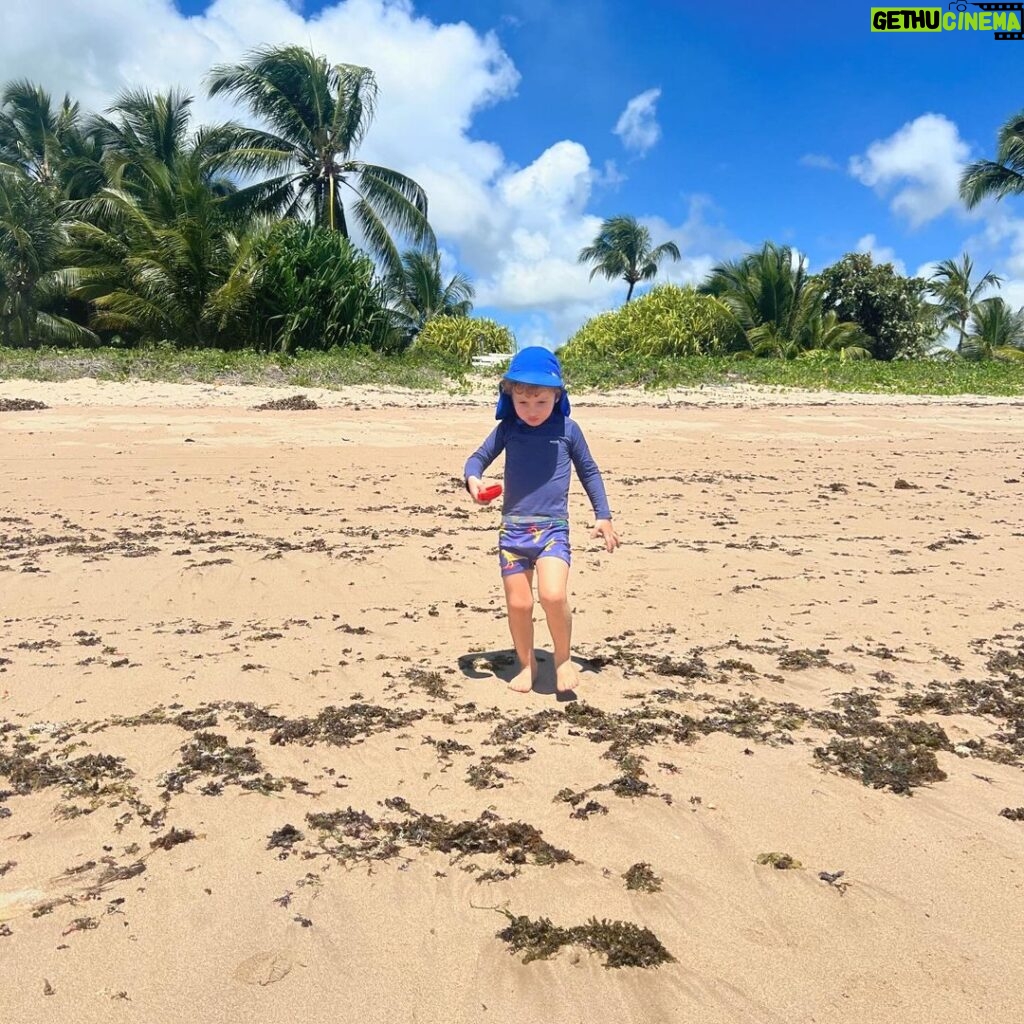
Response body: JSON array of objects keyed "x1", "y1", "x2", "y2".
[{"x1": 498, "y1": 520, "x2": 571, "y2": 576}]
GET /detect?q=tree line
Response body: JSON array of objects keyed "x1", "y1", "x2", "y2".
[
  {"x1": 0, "y1": 45, "x2": 473, "y2": 353},
  {"x1": 3, "y1": 45, "x2": 1024, "y2": 362},
  {"x1": 577, "y1": 221, "x2": 1022, "y2": 362}
]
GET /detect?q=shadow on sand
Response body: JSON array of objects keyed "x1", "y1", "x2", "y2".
[{"x1": 456, "y1": 648, "x2": 600, "y2": 701}]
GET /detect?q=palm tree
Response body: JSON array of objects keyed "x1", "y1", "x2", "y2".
[
  {"x1": 703, "y1": 242, "x2": 810, "y2": 347},
  {"x1": 578, "y1": 215, "x2": 680, "y2": 302},
  {"x1": 701, "y1": 242, "x2": 867, "y2": 359},
  {"x1": 959, "y1": 111, "x2": 1024, "y2": 208},
  {"x1": 59, "y1": 89, "x2": 258, "y2": 348},
  {"x1": 205, "y1": 45, "x2": 433, "y2": 273},
  {"x1": 928, "y1": 254, "x2": 1001, "y2": 354},
  {"x1": 85, "y1": 89, "x2": 236, "y2": 214},
  {"x1": 0, "y1": 169, "x2": 96, "y2": 346},
  {"x1": 388, "y1": 249, "x2": 473, "y2": 341},
  {"x1": 0, "y1": 80, "x2": 69, "y2": 186},
  {"x1": 65, "y1": 138, "x2": 243, "y2": 348},
  {"x1": 963, "y1": 296, "x2": 1024, "y2": 361},
  {"x1": 0, "y1": 80, "x2": 104, "y2": 198},
  {"x1": 792, "y1": 307, "x2": 871, "y2": 361}
]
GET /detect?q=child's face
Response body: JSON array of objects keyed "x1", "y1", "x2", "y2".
[{"x1": 511, "y1": 385, "x2": 558, "y2": 426}]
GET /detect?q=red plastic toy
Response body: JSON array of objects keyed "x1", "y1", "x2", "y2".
[{"x1": 477, "y1": 484, "x2": 503, "y2": 503}]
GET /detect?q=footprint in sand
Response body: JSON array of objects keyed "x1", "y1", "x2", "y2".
[{"x1": 233, "y1": 950, "x2": 297, "y2": 987}]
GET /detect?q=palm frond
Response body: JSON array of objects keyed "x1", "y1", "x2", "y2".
[{"x1": 208, "y1": 45, "x2": 335, "y2": 145}]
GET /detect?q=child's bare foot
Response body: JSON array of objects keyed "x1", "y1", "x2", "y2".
[
  {"x1": 508, "y1": 657, "x2": 537, "y2": 693},
  {"x1": 555, "y1": 661, "x2": 578, "y2": 693}
]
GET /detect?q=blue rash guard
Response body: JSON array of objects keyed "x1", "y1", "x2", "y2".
[{"x1": 464, "y1": 413, "x2": 612, "y2": 521}]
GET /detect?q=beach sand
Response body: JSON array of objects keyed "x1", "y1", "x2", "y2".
[{"x1": 1, "y1": 379, "x2": 1023, "y2": 1023}]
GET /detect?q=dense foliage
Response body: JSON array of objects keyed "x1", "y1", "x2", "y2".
[
  {"x1": 0, "y1": 50, "x2": 437, "y2": 353},
  {"x1": 562, "y1": 284, "x2": 742, "y2": 358},
  {"x1": 219, "y1": 221, "x2": 397, "y2": 353},
  {"x1": 815, "y1": 253, "x2": 936, "y2": 361},
  {"x1": 411, "y1": 315, "x2": 514, "y2": 364}
]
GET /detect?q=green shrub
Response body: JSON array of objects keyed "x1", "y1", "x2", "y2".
[
  {"x1": 215, "y1": 221, "x2": 398, "y2": 353},
  {"x1": 562, "y1": 285, "x2": 743, "y2": 359},
  {"x1": 412, "y1": 315, "x2": 515, "y2": 364}
]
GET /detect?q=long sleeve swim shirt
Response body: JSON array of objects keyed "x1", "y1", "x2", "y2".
[{"x1": 464, "y1": 414, "x2": 612, "y2": 520}]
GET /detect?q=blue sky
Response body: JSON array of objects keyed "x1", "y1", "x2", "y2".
[{"x1": 4, "y1": 0, "x2": 1024, "y2": 344}]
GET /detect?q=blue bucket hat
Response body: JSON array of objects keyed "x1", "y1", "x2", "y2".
[{"x1": 495, "y1": 346, "x2": 571, "y2": 419}]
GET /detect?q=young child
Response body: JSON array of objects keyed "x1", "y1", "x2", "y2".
[{"x1": 464, "y1": 346, "x2": 619, "y2": 694}]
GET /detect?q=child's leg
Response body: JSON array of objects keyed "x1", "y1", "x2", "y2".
[
  {"x1": 502, "y1": 569, "x2": 537, "y2": 692},
  {"x1": 536, "y1": 557, "x2": 576, "y2": 692}
]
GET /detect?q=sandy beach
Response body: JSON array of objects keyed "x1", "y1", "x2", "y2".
[{"x1": 2, "y1": 378, "x2": 1023, "y2": 1023}]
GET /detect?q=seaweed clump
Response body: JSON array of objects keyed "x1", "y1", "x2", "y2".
[
  {"x1": 1000, "y1": 807, "x2": 1024, "y2": 822},
  {"x1": 252, "y1": 394, "x2": 319, "y2": 411},
  {"x1": 405, "y1": 668, "x2": 453, "y2": 700},
  {"x1": 160, "y1": 731, "x2": 265, "y2": 796},
  {"x1": 497, "y1": 912, "x2": 674, "y2": 969},
  {"x1": 305, "y1": 801, "x2": 574, "y2": 871},
  {"x1": 553, "y1": 788, "x2": 608, "y2": 819},
  {"x1": 150, "y1": 827, "x2": 196, "y2": 851},
  {"x1": 234, "y1": 702, "x2": 425, "y2": 748},
  {"x1": 756, "y1": 852, "x2": 802, "y2": 870},
  {"x1": 813, "y1": 720, "x2": 950, "y2": 794},
  {"x1": 0, "y1": 742, "x2": 136, "y2": 816},
  {"x1": 0, "y1": 398, "x2": 47, "y2": 412},
  {"x1": 623, "y1": 862, "x2": 662, "y2": 892},
  {"x1": 778, "y1": 648, "x2": 832, "y2": 671}
]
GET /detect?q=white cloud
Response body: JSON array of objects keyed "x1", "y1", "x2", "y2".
[
  {"x1": 996, "y1": 278, "x2": 1024, "y2": 311},
  {"x1": 593, "y1": 159, "x2": 626, "y2": 189},
  {"x1": 474, "y1": 192, "x2": 749, "y2": 342},
  {"x1": 799, "y1": 153, "x2": 839, "y2": 171},
  {"x1": 849, "y1": 113, "x2": 969, "y2": 227},
  {"x1": 613, "y1": 88, "x2": 662, "y2": 157},
  {"x1": 854, "y1": 233, "x2": 907, "y2": 275}
]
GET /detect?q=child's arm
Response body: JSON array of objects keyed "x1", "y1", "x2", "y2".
[
  {"x1": 568, "y1": 423, "x2": 620, "y2": 552},
  {"x1": 464, "y1": 424, "x2": 506, "y2": 503}
]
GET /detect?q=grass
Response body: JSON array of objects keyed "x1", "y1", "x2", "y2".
[
  {"x1": 559, "y1": 352, "x2": 1024, "y2": 396},
  {"x1": 2, "y1": 345, "x2": 1023, "y2": 396},
  {"x1": 0, "y1": 345, "x2": 468, "y2": 391}
]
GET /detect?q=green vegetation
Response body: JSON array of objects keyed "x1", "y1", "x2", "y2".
[
  {"x1": 702, "y1": 242, "x2": 870, "y2": 359},
  {"x1": 960, "y1": 109, "x2": 1024, "y2": 208},
  {"x1": 0, "y1": 344, "x2": 467, "y2": 389},
  {"x1": 2, "y1": 344, "x2": 1021, "y2": 395},
  {"x1": 0, "y1": 50, "x2": 440, "y2": 354},
  {"x1": 411, "y1": 315, "x2": 514, "y2": 364},
  {"x1": 388, "y1": 248, "x2": 474, "y2": 340},
  {"x1": 3, "y1": 59, "x2": 1024, "y2": 384},
  {"x1": 928, "y1": 254, "x2": 1002, "y2": 354},
  {"x1": 220, "y1": 220, "x2": 398, "y2": 353},
  {"x1": 206, "y1": 46, "x2": 433, "y2": 270},
  {"x1": 558, "y1": 351, "x2": 1024, "y2": 395},
  {"x1": 562, "y1": 284, "x2": 741, "y2": 358},
  {"x1": 816, "y1": 252, "x2": 935, "y2": 361}
]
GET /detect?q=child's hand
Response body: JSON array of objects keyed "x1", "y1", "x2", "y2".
[
  {"x1": 465, "y1": 476, "x2": 490, "y2": 505},
  {"x1": 591, "y1": 519, "x2": 620, "y2": 553}
]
